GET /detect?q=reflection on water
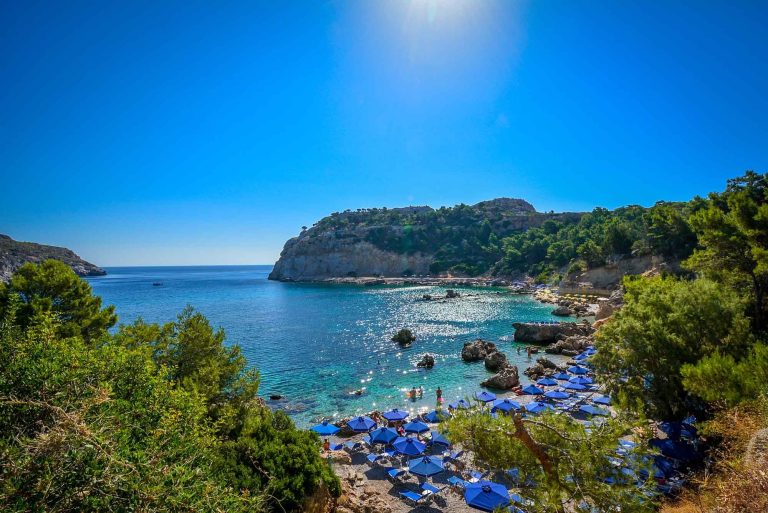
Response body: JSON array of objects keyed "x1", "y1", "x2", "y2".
[{"x1": 88, "y1": 266, "x2": 563, "y2": 427}]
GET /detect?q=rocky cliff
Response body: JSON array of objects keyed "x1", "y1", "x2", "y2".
[
  {"x1": 0, "y1": 234, "x2": 106, "y2": 282},
  {"x1": 269, "y1": 198, "x2": 579, "y2": 281}
]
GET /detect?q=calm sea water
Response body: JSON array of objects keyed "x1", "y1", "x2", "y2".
[{"x1": 87, "y1": 266, "x2": 564, "y2": 427}]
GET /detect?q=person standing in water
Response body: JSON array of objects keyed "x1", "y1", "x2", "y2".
[
  {"x1": 418, "y1": 386, "x2": 424, "y2": 399},
  {"x1": 436, "y1": 386, "x2": 443, "y2": 405}
]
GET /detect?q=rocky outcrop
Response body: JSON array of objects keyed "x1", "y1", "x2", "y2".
[
  {"x1": 269, "y1": 199, "x2": 581, "y2": 281},
  {"x1": 481, "y1": 366, "x2": 520, "y2": 390},
  {"x1": 0, "y1": 234, "x2": 106, "y2": 282},
  {"x1": 524, "y1": 357, "x2": 563, "y2": 380},
  {"x1": 545, "y1": 335, "x2": 593, "y2": 356},
  {"x1": 512, "y1": 321, "x2": 594, "y2": 344},
  {"x1": 552, "y1": 305, "x2": 574, "y2": 316},
  {"x1": 484, "y1": 351, "x2": 509, "y2": 372},
  {"x1": 461, "y1": 339, "x2": 497, "y2": 362},
  {"x1": 559, "y1": 255, "x2": 682, "y2": 293},
  {"x1": 416, "y1": 354, "x2": 435, "y2": 369}
]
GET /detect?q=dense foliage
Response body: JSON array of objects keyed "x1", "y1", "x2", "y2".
[
  {"x1": 593, "y1": 276, "x2": 753, "y2": 420},
  {"x1": 444, "y1": 408, "x2": 657, "y2": 513},
  {"x1": 307, "y1": 197, "x2": 699, "y2": 280},
  {"x1": 0, "y1": 262, "x2": 339, "y2": 512}
]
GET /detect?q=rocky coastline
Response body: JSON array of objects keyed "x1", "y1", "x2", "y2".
[{"x1": 0, "y1": 234, "x2": 106, "y2": 282}]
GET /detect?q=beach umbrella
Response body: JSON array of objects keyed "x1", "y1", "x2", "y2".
[
  {"x1": 475, "y1": 390, "x2": 497, "y2": 403},
  {"x1": 574, "y1": 352, "x2": 591, "y2": 361},
  {"x1": 429, "y1": 432, "x2": 451, "y2": 447},
  {"x1": 311, "y1": 420, "x2": 340, "y2": 436},
  {"x1": 408, "y1": 455, "x2": 444, "y2": 477},
  {"x1": 537, "y1": 377, "x2": 558, "y2": 386},
  {"x1": 569, "y1": 376, "x2": 593, "y2": 385},
  {"x1": 347, "y1": 416, "x2": 376, "y2": 432},
  {"x1": 382, "y1": 408, "x2": 409, "y2": 422},
  {"x1": 568, "y1": 365, "x2": 589, "y2": 375},
  {"x1": 554, "y1": 372, "x2": 571, "y2": 380},
  {"x1": 404, "y1": 420, "x2": 430, "y2": 434},
  {"x1": 491, "y1": 399, "x2": 522, "y2": 414},
  {"x1": 579, "y1": 404, "x2": 609, "y2": 416},
  {"x1": 423, "y1": 410, "x2": 448, "y2": 423},
  {"x1": 593, "y1": 395, "x2": 611, "y2": 405},
  {"x1": 525, "y1": 402, "x2": 555, "y2": 414},
  {"x1": 521, "y1": 384, "x2": 544, "y2": 395},
  {"x1": 449, "y1": 399, "x2": 471, "y2": 410},
  {"x1": 393, "y1": 436, "x2": 426, "y2": 456},
  {"x1": 464, "y1": 480, "x2": 510, "y2": 512},
  {"x1": 544, "y1": 390, "x2": 570, "y2": 400},
  {"x1": 368, "y1": 427, "x2": 399, "y2": 445},
  {"x1": 562, "y1": 382, "x2": 587, "y2": 391}
]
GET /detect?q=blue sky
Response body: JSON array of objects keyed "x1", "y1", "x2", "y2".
[{"x1": 1, "y1": 1, "x2": 766, "y2": 266}]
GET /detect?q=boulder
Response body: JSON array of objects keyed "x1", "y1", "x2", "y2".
[
  {"x1": 417, "y1": 354, "x2": 435, "y2": 369},
  {"x1": 513, "y1": 322, "x2": 594, "y2": 344},
  {"x1": 462, "y1": 339, "x2": 497, "y2": 362},
  {"x1": 484, "y1": 351, "x2": 509, "y2": 372},
  {"x1": 552, "y1": 306, "x2": 574, "y2": 316},
  {"x1": 524, "y1": 359, "x2": 561, "y2": 380},
  {"x1": 446, "y1": 289, "x2": 460, "y2": 298},
  {"x1": 545, "y1": 335, "x2": 593, "y2": 355},
  {"x1": 481, "y1": 366, "x2": 520, "y2": 390}
]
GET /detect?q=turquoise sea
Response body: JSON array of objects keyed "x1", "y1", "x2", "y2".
[{"x1": 87, "y1": 266, "x2": 564, "y2": 427}]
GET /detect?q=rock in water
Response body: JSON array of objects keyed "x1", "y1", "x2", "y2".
[
  {"x1": 484, "y1": 351, "x2": 509, "y2": 372},
  {"x1": 512, "y1": 322, "x2": 594, "y2": 344},
  {"x1": 552, "y1": 306, "x2": 574, "y2": 316},
  {"x1": 461, "y1": 339, "x2": 497, "y2": 362},
  {"x1": 481, "y1": 366, "x2": 520, "y2": 390},
  {"x1": 416, "y1": 354, "x2": 435, "y2": 369},
  {"x1": 445, "y1": 289, "x2": 460, "y2": 298}
]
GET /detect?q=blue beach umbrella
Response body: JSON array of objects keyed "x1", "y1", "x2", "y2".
[
  {"x1": 475, "y1": 390, "x2": 497, "y2": 403},
  {"x1": 404, "y1": 420, "x2": 430, "y2": 434},
  {"x1": 464, "y1": 480, "x2": 510, "y2": 512},
  {"x1": 544, "y1": 390, "x2": 570, "y2": 400},
  {"x1": 562, "y1": 382, "x2": 587, "y2": 391},
  {"x1": 368, "y1": 427, "x2": 399, "y2": 445},
  {"x1": 525, "y1": 401, "x2": 555, "y2": 414},
  {"x1": 521, "y1": 384, "x2": 544, "y2": 395},
  {"x1": 579, "y1": 404, "x2": 609, "y2": 416},
  {"x1": 537, "y1": 377, "x2": 558, "y2": 386},
  {"x1": 568, "y1": 365, "x2": 589, "y2": 375},
  {"x1": 408, "y1": 455, "x2": 444, "y2": 477},
  {"x1": 491, "y1": 399, "x2": 522, "y2": 413},
  {"x1": 347, "y1": 416, "x2": 376, "y2": 432},
  {"x1": 423, "y1": 410, "x2": 448, "y2": 423},
  {"x1": 382, "y1": 408, "x2": 409, "y2": 422},
  {"x1": 393, "y1": 436, "x2": 426, "y2": 456},
  {"x1": 311, "y1": 420, "x2": 340, "y2": 436},
  {"x1": 449, "y1": 399, "x2": 471, "y2": 410},
  {"x1": 569, "y1": 376, "x2": 593, "y2": 385},
  {"x1": 593, "y1": 395, "x2": 612, "y2": 405},
  {"x1": 429, "y1": 432, "x2": 451, "y2": 447},
  {"x1": 554, "y1": 372, "x2": 571, "y2": 380}
]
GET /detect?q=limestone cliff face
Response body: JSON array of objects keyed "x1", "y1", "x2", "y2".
[
  {"x1": 269, "y1": 198, "x2": 570, "y2": 282},
  {"x1": 269, "y1": 229, "x2": 433, "y2": 281},
  {"x1": 0, "y1": 234, "x2": 106, "y2": 282},
  {"x1": 559, "y1": 255, "x2": 681, "y2": 294}
]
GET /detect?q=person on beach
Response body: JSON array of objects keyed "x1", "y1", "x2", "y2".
[{"x1": 323, "y1": 439, "x2": 330, "y2": 452}]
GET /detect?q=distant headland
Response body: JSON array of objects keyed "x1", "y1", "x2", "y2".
[
  {"x1": 269, "y1": 197, "x2": 690, "y2": 294},
  {"x1": 0, "y1": 234, "x2": 106, "y2": 282}
]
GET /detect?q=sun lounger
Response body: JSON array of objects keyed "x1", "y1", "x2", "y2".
[
  {"x1": 399, "y1": 489, "x2": 432, "y2": 507},
  {"x1": 344, "y1": 441, "x2": 363, "y2": 452},
  {"x1": 366, "y1": 453, "x2": 382, "y2": 466},
  {"x1": 448, "y1": 475, "x2": 470, "y2": 490},
  {"x1": 420, "y1": 482, "x2": 440, "y2": 495},
  {"x1": 329, "y1": 443, "x2": 343, "y2": 451},
  {"x1": 385, "y1": 467, "x2": 407, "y2": 484}
]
